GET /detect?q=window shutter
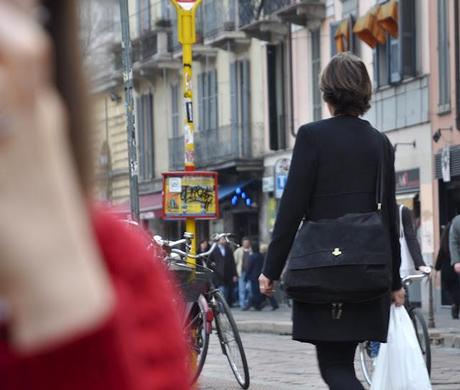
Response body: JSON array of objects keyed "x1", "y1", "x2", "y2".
[
  {"x1": 241, "y1": 60, "x2": 251, "y2": 157},
  {"x1": 146, "y1": 93, "x2": 154, "y2": 179},
  {"x1": 197, "y1": 73, "x2": 204, "y2": 131},
  {"x1": 438, "y1": 0, "x2": 450, "y2": 110},
  {"x1": 210, "y1": 70, "x2": 218, "y2": 130},
  {"x1": 330, "y1": 23, "x2": 338, "y2": 58},
  {"x1": 311, "y1": 29, "x2": 322, "y2": 121},
  {"x1": 389, "y1": 36, "x2": 401, "y2": 83},
  {"x1": 136, "y1": 97, "x2": 145, "y2": 180},
  {"x1": 400, "y1": 0, "x2": 416, "y2": 78},
  {"x1": 230, "y1": 62, "x2": 239, "y2": 132}
]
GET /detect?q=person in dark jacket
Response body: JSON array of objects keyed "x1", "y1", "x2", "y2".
[
  {"x1": 209, "y1": 237, "x2": 238, "y2": 305},
  {"x1": 436, "y1": 222, "x2": 460, "y2": 318},
  {"x1": 397, "y1": 204, "x2": 431, "y2": 276},
  {"x1": 259, "y1": 53, "x2": 404, "y2": 390},
  {"x1": 243, "y1": 242, "x2": 265, "y2": 311}
]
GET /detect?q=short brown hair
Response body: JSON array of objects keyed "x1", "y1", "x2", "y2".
[{"x1": 320, "y1": 52, "x2": 372, "y2": 117}]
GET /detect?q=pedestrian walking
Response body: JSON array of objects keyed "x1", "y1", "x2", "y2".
[
  {"x1": 398, "y1": 204, "x2": 431, "y2": 277},
  {"x1": 234, "y1": 237, "x2": 252, "y2": 308},
  {"x1": 209, "y1": 237, "x2": 238, "y2": 305},
  {"x1": 0, "y1": 1, "x2": 189, "y2": 389},
  {"x1": 259, "y1": 52, "x2": 404, "y2": 390},
  {"x1": 243, "y1": 242, "x2": 265, "y2": 310},
  {"x1": 435, "y1": 222, "x2": 460, "y2": 318}
]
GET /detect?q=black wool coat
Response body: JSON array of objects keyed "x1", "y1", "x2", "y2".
[
  {"x1": 263, "y1": 116, "x2": 402, "y2": 343},
  {"x1": 209, "y1": 245, "x2": 237, "y2": 286}
]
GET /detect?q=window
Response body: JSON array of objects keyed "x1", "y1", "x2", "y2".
[
  {"x1": 171, "y1": 84, "x2": 180, "y2": 138},
  {"x1": 311, "y1": 29, "x2": 322, "y2": 121},
  {"x1": 197, "y1": 70, "x2": 219, "y2": 132},
  {"x1": 137, "y1": 0, "x2": 151, "y2": 36},
  {"x1": 136, "y1": 93, "x2": 154, "y2": 180},
  {"x1": 438, "y1": 0, "x2": 451, "y2": 113},
  {"x1": 267, "y1": 43, "x2": 287, "y2": 151},
  {"x1": 230, "y1": 60, "x2": 251, "y2": 157},
  {"x1": 331, "y1": 16, "x2": 360, "y2": 57},
  {"x1": 374, "y1": 0, "x2": 416, "y2": 87}
]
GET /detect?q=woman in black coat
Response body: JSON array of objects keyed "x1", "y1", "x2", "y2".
[{"x1": 259, "y1": 53, "x2": 404, "y2": 390}]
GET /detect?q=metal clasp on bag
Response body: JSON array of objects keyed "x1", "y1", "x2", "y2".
[{"x1": 331, "y1": 303, "x2": 343, "y2": 320}]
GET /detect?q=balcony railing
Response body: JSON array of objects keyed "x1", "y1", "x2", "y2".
[
  {"x1": 202, "y1": 0, "x2": 237, "y2": 40},
  {"x1": 129, "y1": 0, "x2": 172, "y2": 41},
  {"x1": 168, "y1": 125, "x2": 254, "y2": 170},
  {"x1": 239, "y1": 0, "x2": 292, "y2": 27}
]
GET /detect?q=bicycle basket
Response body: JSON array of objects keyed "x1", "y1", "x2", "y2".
[{"x1": 168, "y1": 261, "x2": 213, "y2": 302}]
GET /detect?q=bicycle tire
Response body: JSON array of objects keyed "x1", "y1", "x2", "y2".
[
  {"x1": 410, "y1": 307, "x2": 431, "y2": 375},
  {"x1": 358, "y1": 342, "x2": 374, "y2": 386},
  {"x1": 186, "y1": 296, "x2": 210, "y2": 384},
  {"x1": 213, "y1": 290, "x2": 250, "y2": 389}
]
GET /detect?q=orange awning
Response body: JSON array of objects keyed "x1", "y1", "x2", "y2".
[
  {"x1": 377, "y1": 0, "x2": 399, "y2": 38},
  {"x1": 353, "y1": 5, "x2": 387, "y2": 48},
  {"x1": 335, "y1": 19, "x2": 350, "y2": 53}
]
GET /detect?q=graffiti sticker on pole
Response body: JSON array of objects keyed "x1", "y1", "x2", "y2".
[{"x1": 162, "y1": 171, "x2": 219, "y2": 219}]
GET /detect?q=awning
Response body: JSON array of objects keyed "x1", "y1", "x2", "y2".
[
  {"x1": 353, "y1": 5, "x2": 387, "y2": 48},
  {"x1": 377, "y1": 0, "x2": 399, "y2": 38},
  {"x1": 335, "y1": 19, "x2": 350, "y2": 53},
  {"x1": 109, "y1": 192, "x2": 163, "y2": 220},
  {"x1": 218, "y1": 180, "x2": 253, "y2": 200}
]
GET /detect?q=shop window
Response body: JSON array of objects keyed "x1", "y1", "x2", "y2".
[
  {"x1": 197, "y1": 70, "x2": 218, "y2": 132},
  {"x1": 374, "y1": 0, "x2": 416, "y2": 87},
  {"x1": 267, "y1": 43, "x2": 287, "y2": 151},
  {"x1": 136, "y1": 93, "x2": 154, "y2": 181}
]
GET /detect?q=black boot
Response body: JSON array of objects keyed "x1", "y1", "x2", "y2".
[{"x1": 451, "y1": 304, "x2": 459, "y2": 319}]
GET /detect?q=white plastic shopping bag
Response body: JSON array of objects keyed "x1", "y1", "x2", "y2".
[{"x1": 370, "y1": 304, "x2": 431, "y2": 390}]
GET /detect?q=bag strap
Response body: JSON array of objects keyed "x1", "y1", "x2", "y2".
[{"x1": 376, "y1": 133, "x2": 385, "y2": 211}]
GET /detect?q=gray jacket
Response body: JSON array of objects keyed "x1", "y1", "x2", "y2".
[{"x1": 449, "y1": 215, "x2": 460, "y2": 265}]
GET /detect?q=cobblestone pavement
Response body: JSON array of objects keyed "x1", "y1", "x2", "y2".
[{"x1": 199, "y1": 333, "x2": 460, "y2": 390}]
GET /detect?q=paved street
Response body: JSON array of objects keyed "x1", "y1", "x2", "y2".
[{"x1": 199, "y1": 332, "x2": 460, "y2": 389}]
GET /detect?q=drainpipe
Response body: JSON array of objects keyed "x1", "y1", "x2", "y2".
[{"x1": 455, "y1": 0, "x2": 460, "y2": 130}]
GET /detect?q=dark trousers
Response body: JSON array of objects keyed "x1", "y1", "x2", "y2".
[
  {"x1": 316, "y1": 341, "x2": 364, "y2": 390},
  {"x1": 248, "y1": 280, "x2": 264, "y2": 309}
]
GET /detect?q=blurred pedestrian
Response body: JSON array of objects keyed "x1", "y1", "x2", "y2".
[
  {"x1": 0, "y1": 2, "x2": 189, "y2": 389},
  {"x1": 436, "y1": 222, "x2": 460, "y2": 319},
  {"x1": 243, "y1": 242, "x2": 265, "y2": 310},
  {"x1": 209, "y1": 237, "x2": 238, "y2": 305},
  {"x1": 259, "y1": 53, "x2": 403, "y2": 390},
  {"x1": 198, "y1": 239, "x2": 210, "y2": 254},
  {"x1": 234, "y1": 237, "x2": 252, "y2": 308}
]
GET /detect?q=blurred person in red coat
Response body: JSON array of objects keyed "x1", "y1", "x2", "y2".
[{"x1": 0, "y1": 1, "x2": 189, "y2": 389}]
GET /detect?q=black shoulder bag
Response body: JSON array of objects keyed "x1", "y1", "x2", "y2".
[{"x1": 284, "y1": 135, "x2": 392, "y2": 305}]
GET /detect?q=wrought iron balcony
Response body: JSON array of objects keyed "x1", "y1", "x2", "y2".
[
  {"x1": 201, "y1": 0, "x2": 250, "y2": 51},
  {"x1": 168, "y1": 125, "x2": 261, "y2": 171},
  {"x1": 239, "y1": 0, "x2": 325, "y2": 40}
]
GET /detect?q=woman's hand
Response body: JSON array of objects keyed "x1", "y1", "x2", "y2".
[
  {"x1": 455, "y1": 263, "x2": 460, "y2": 274},
  {"x1": 418, "y1": 266, "x2": 432, "y2": 274},
  {"x1": 392, "y1": 288, "x2": 406, "y2": 307},
  {"x1": 259, "y1": 274, "x2": 274, "y2": 297}
]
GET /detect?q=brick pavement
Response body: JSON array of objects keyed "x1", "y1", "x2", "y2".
[{"x1": 199, "y1": 332, "x2": 460, "y2": 390}]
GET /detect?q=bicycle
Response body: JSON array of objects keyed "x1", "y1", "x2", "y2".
[
  {"x1": 155, "y1": 232, "x2": 250, "y2": 389},
  {"x1": 359, "y1": 270, "x2": 432, "y2": 386}
]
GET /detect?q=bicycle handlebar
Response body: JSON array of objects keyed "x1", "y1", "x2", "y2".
[{"x1": 402, "y1": 269, "x2": 431, "y2": 285}]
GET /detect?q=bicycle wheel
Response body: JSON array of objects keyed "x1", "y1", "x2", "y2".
[
  {"x1": 185, "y1": 296, "x2": 210, "y2": 384},
  {"x1": 358, "y1": 341, "x2": 377, "y2": 386},
  {"x1": 410, "y1": 308, "x2": 431, "y2": 375},
  {"x1": 213, "y1": 290, "x2": 250, "y2": 389}
]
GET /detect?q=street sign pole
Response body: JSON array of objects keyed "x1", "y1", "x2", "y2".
[
  {"x1": 171, "y1": 0, "x2": 202, "y2": 259},
  {"x1": 119, "y1": 0, "x2": 140, "y2": 222}
]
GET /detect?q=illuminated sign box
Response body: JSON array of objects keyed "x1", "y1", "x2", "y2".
[{"x1": 162, "y1": 171, "x2": 219, "y2": 220}]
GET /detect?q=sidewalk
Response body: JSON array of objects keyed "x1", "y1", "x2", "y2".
[{"x1": 232, "y1": 303, "x2": 460, "y2": 348}]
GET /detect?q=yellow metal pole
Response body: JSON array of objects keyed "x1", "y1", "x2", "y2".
[
  {"x1": 171, "y1": 0, "x2": 202, "y2": 262},
  {"x1": 171, "y1": 1, "x2": 202, "y2": 383}
]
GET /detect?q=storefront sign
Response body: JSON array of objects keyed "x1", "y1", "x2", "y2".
[
  {"x1": 274, "y1": 158, "x2": 291, "y2": 199},
  {"x1": 263, "y1": 177, "x2": 274, "y2": 193},
  {"x1": 162, "y1": 171, "x2": 219, "y2": 220},
  {"x1": 442, "y1": 145, "x2": 451, "y2": 183},
  {"x1": 395, "y1": 168, "x2": 420, "y2": 193}
]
